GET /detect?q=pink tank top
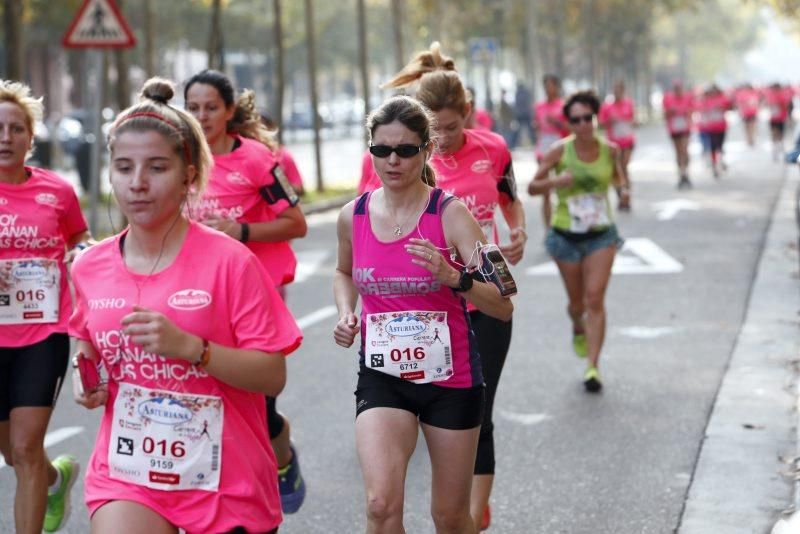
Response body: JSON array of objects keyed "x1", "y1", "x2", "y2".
[{"x1": 352, "y1": 188, "x2": 482, "y2": 389}]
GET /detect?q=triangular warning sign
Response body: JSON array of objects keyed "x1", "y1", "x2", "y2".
[
  {"x1": 526, "y1": 238, "x2": 684, "y2": 276},
  {"x1": 63, "y1": 0, "x2": 136, "y2": 49}
]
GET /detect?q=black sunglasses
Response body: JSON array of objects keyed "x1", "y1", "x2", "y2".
[
  {"x1": 369, "y1": 143, "x2": 427, "y2": 158},
  {"x1": 568, "y1": 113, "x2": 594, "y2": 125}
]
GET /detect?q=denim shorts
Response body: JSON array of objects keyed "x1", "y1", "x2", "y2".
[{"x1": 545, "y1": 225, "x2": 624, "y2": 263}]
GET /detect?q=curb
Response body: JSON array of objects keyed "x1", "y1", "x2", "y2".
[{"x1": 678, "y1": 166, "x2": 800, "y2": 533}]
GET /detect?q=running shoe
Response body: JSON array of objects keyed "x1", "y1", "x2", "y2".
[
  {"x1": 677, "y1": 176, "x2": 692, "y2": 190},
  {"x1": 583, "y1": 365, "x2": 603, "y2": 393},
  {"x1": 481, "y1": 504, "x2": 491, "y2": 530},
  {"x1": 44, "y1": 455, "x2": 80, "y2": 532},
  {"x1": 572, "y1": 330, "x2": 587, "y2": 359},
  {"x1": 278, "y1": 444, "x2": 306, "y2": 514}
]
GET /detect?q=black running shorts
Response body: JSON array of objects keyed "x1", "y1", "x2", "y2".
[
  {"x1": 355, "y1": 367, "x2": 484, "y2": 430},
  {"x1": 0, "y1": 333, "x2": 70, "y2": 420}
]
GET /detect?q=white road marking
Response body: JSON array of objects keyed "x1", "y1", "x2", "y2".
[
  {"x1": 652, "y1": 199, "x2": 700, "y2": 221},
  {"x1": 618, "y1": 326, "x2": 678, "y2": 339},
  {"x1": 0, "y1": 426, "x2": 85, "y2": 469},
  {"x1": 294, "y1": 249, "x2": 331, "y2": 283},
  {"x1": 497, "y1": 410, "x2": 552, "y2": 426},
  {"x1": 296, "y1": 305, "x2": 338, "y2": 330},
  {"x1": 527, "y1": 237, "x2": 684, "y2": 275}
]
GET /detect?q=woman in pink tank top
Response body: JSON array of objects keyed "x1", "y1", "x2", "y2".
[{"x1": 334, "y1": 95, "x2": 513, "y2": 533}]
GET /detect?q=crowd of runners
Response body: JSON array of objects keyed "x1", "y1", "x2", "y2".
[{"x1": 0, "y1": 38, "x2": 796, "y2": 533}]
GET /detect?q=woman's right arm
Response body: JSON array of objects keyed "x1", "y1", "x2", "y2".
[
  {"x1": 333, "y1": 202, "x2": 360, "y2": 348},
  {"x1": 528, "y1": 144, "x2": 570, "y2": 196}
]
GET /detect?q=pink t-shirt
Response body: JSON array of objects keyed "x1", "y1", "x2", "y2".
[
  {"x1": 534, "y1": 99, "x2": 569, "y2": 159},
  {"x1": 472, "y1": 108, "x2": 494, "y2": 131},
  {"x1": 697, "y1": 93, "x2": 730, "y2": 133},
  {"x1": 192, "y1": 136, "x2": 297, "y2": 287},
  {"x1": 599, "y1": 98, "x2": 635, "y2": 148},
  {"x1": 69, "y1": 221, "x2": 302, "y2": 534},
  {"x1": 662, "y1": 92, "x2": 694, "y2": 135},
  {"x1": 352, "y1": 189, "x2": 481, "y2": 388},
  {"x1": 765, "y1": 88, "x2": 792, "y2": 122},
  {"x1": 275, "y1": 146, "x2": 303, "y2": 190},
  {"x1": 357, "y1": 150, "x2": 382, "y2": 194},
  {"x1": 735, "y1": 88, "x2": 760, "y2": 119},
  {"x1": 0, "y1": 167, "x2": 87, "y2": 347}
]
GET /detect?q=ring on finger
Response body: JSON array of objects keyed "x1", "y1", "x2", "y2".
[{"x1": 428, "y1": 252, "x2": 432, "y2": 261}]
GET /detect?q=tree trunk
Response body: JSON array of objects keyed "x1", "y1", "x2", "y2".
[
  {"x1": 273, "y1": 0, "x2": 285, "y2": 143},
  {"x1": 143, "y1": 0, "x2": 156, "y2": 76},
  {"x1": 390, "y1": 0, "x2": 404, "y2": 71},
  {"x1": 554, "y1": 6, "x2": 565, "y2": 80},
  {"x1": 357, "y1": 0, "x2": 370, "y2": 146},
  {"x1": 524, "y1": 0, "x2": 538, "y2": 100},
  {"x1": 3, "y1": 0, "x2": 24, "y2": 81},
  {"x1": 114, "y1": 0, "x2": 130, "y2": 110},
  {"x1": 304, "y1": 0, "x2": 324, "y2": 191},
  {"x1": 208, "y1": 0, "x2": 224, "y2": 70}
]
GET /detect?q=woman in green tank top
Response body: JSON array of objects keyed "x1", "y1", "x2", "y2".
[{"x1": 528, "y1": 90, "x2": 630, "y2": 392}]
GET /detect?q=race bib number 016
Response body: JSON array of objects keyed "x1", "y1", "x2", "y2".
[
  {"x1": 365, "y1": 311, "x2": 453, "y2": 384},
  {"x1": 109, "y1": 383, "x2": 224, "y2": 492},
  {"x1": 0, "y1": 258, "x2": 59, "y2": 324}
]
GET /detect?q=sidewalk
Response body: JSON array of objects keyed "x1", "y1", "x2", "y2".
[{"x1": 678, "y1": 165, "x2": 800, "y2": 533}]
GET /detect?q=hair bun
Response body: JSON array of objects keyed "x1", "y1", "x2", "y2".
[{"x1": 140, "y1": 77, "x2": 175, "y2": 104}]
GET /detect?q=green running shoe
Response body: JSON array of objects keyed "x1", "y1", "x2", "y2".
[
  {"x1": 572, "y1": 331, "x2": 588, "y2": 359},
  {"x1": 583, "y1": 365, "x2": 603, "y2": 393},
  {"x1": 44, "y1": 455, "x2": 80, "y2": 532}
]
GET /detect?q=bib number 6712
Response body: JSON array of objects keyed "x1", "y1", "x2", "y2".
[
  {"x1": 390, "y1": 347, "x2": 426, "y2": 362},
  {"x1": 143, "y1": 437, "x2": 186, "y2": 458}
]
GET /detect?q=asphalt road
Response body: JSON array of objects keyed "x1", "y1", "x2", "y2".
[{"x1": 0, "y1": 119, "x2": 793, "y2": 533}]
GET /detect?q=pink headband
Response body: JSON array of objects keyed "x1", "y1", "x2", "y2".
[{"x1": 117, "y1": 111, "x2": 191, "y2": 164}]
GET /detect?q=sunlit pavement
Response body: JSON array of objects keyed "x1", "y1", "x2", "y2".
[{"x1": 2, "y1": 120, "x2": 799, "y2": 533}]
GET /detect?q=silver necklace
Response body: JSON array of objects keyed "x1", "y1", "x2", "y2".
[{"x1": 385, "y1": 193, "x2": 427, "y2": 236}]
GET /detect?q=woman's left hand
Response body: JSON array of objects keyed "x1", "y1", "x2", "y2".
[
  {"x1": 121, "y1": 306, "x2": 200, "y2": 362},
  {"x1": 499, "y1": 228, "x2": 527, "y2": 265},
  {"x1": 406, "y1": 238, "x2": 460, "y2": 288},
  {"x1": 201, "y1": 217, "x2": 242, "y2": 240}
]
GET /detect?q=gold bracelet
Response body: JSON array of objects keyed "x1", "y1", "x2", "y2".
[{"x1": 193, "y1": 339, "x2": 211, "y2": 368}]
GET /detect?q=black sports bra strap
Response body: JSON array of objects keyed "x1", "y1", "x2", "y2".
[
  {"x1": 427, "y1": 188, "x2": 444, "y2": 214},
  {"x1": 353, "y1": 192, "x2": 369, "y2": 215}
]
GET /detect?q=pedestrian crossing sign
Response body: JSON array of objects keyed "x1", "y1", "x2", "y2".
[{"x1": 63, "y1": 0, "x2": 136, "y2": 49}]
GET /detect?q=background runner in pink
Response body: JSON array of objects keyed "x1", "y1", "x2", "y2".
[{"x1": 663, "y1": 80, "x2": 695, "y2": 188}]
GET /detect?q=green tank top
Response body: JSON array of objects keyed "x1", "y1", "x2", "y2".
[{"x1": 552, "y1": 136, "x2": 615, "y2": 232}]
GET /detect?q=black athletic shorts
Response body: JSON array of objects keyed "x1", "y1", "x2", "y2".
[
  {"x1": 0, "y1": 333, "x2": 70, "y2": 421},
  {"x1": 670, "y1": 132, "x2": 690, "y2": 142},
  {"x1": 771, "y1": 121, "x2": 786, "y2": 136},
  {"x1": 354, "y1": 367, "x2": 484, "y2": 430}
]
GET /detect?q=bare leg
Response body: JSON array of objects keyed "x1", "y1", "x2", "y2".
[
  {"x1": 469, "y1": 475, "x2": 492, "y2": 531},
  {"x1": 555, "y1": 259, "x2": 586, "y2": 333},
  {"x1": 92, "y1": 500, "x2": 178, "y2": 534},
  {"x1": 580, "y1": 246, "x2": 617, "y2": 368}
]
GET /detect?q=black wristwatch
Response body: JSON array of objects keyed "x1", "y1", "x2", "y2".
[{"x1": 451, "y1": 268, "x2": 474, "y2": 293}]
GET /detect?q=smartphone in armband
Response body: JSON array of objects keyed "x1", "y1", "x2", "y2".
[
  {"x1": 478, "y1": 244, "x2": 518, "y2": 297},
  {"x1": 72, "y1": 352, "x2": 103, "y2": 396}
]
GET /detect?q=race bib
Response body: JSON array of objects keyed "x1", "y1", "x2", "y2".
[
  {"x1": 478, "y1": 219, "x2": 496, "y2": 244},
  {"x1": 109, "y1": 383, "x2": 224, "y2": 491},
  {"x1": 612, "y1": 121, "x2": 633, "y2": 139},
  {"x1": 670, "y1": 116, "x2": 688, "y2": 132},
  {"x1": 705, "y1": 109, "x2": 725, "y2": 123},
  {"x1": 567, "y1": 194, "x2": 610, "y2": 233},
  {"x1": 365, "y1": 311, "x2": 453, "y2": 384},
  {"x1": 538, "y1": 133, "x2": 560, "y2": 153},
  {"x1": 0, "y1": 258, "x2": 59, "y2": 324}
]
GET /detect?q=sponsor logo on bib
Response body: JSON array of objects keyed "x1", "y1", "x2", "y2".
[
  {"x1": 167, "y1": 289, "x2": 212, "y2": 310},
  {"x1": 12, "y1": 263, "x2": 47, "y2": 280},
  {"x1": 385, "y1": 315, "x2": 427, "y2": 337},
  {"x1": 138, "y1": 397, "x2": 193, "y2": 425},
  {"x1": 35, "y1": 193, "x2": 58, "y2": 206},
  {"x1": 470, "y1": 159, "x2": 492, "y2": 173}
]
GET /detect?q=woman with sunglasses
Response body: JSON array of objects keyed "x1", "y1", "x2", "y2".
[
  {"x1": 334, "y1": 95, "x2": 513, "y2": 533},
  {"x1": 528, "y1": 90, "x2": 629, "y2": 393},
  {"x1": 69, "y1": 77, "x2": 301, "y2": 534},
  {"x1": 599, "y1": 80, "x2": 634, "y2": 211},
  {"x1": 184, "y1": 69, "x2": 308, "y2": 514},
  {"x1": 378, "y1": 42, "x2": 525, "y2": 532}
]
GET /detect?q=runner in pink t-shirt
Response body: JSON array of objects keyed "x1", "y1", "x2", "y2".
[
  {"x1": 734, "y1": 83, "x2": 760, "y2": 147},
  {"x1": 71, "y1": 79, "x2": 301, "y2": 534},
  {"x1": 697, "y1": 84, "x2": 731, "y2": 178},
  {"x1": 0, "y1": 80, "x2": 91, "y2": 534},
  {"x1": 380, "y1": 43, "x2": 524, "y2": 532},
  {"x1": 599, "y1": 80, "x2": 635, "y2": 210},
  {"x1": 185, "y1": 70, "x2": 308, "y2": 514},
  {"x1": 535, "y1": 75, "x2": 570, "y2": 228},
  {"x1": 765, "y1": 83, "x2": 794, "y2": 160},
  {"x1": 663, "y1": 81, "x2": 695, "y2": 189},
  {"x1": 260, "y1": 112, "x2": 306, "y2": 197},
  {"x1": 334, "y1": 94, "x2": 513, "y2": 534},
  {"x1": 357, "y1": 149, "x2": 382, "y2": 194}
]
